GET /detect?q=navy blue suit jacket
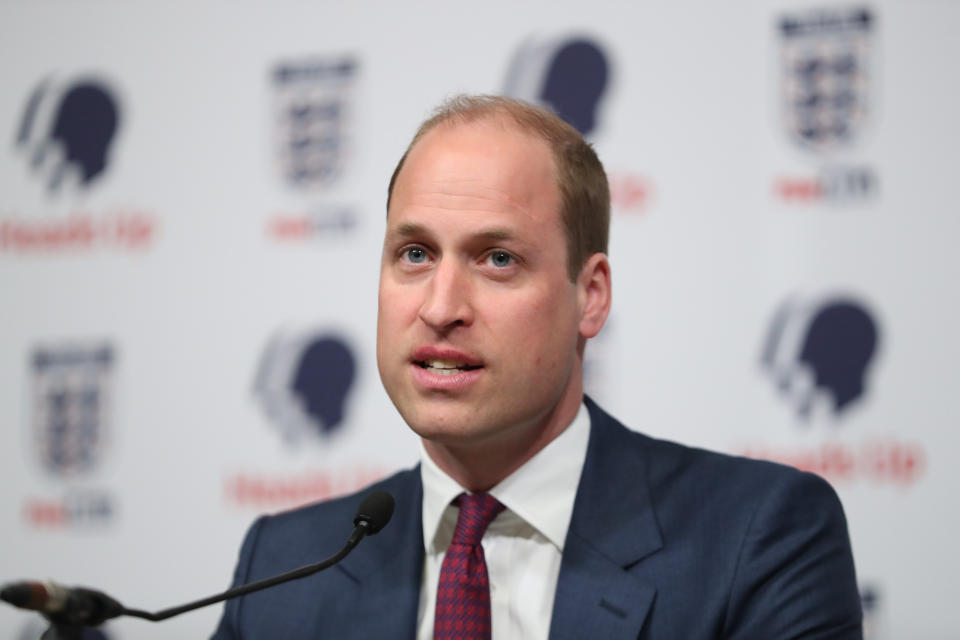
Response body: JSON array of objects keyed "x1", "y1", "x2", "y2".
[{"x1": 212, "y1": 399, "x2": 862, "y2": 638}]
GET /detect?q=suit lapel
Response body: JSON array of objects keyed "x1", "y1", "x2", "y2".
[
  {"x1": 334, "y1": 469, "x2": 425, "y2": 639},
  {"x1": 549, "y1": 398, "x2": 664, "y2": 639}
]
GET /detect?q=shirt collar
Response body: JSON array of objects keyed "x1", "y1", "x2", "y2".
[{"x1": 420, "y1": 401, "x2": 591, "y2": 553}]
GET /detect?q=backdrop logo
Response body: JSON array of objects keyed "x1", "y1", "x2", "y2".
[
  {"x1": 266, "y1": 56, "x2": 361, "y2": 240},
  {"x1": 505, "y1": 36, "x2": 609, "y2": 137},
  {"x1": 228, "y1": 329, "x2": 382, "y2": 510},
  {"x1": 3, "y1": 73, "x2": 157, "y2": 252},
  {"x1": 773, "y1": 7, "x2": 879, "y2": 204},
  {"x1": 744, "y1": 294, "x2": 925, "y2": 486},
  {"x1": 761, "y1": 295, "x2": 879, "y2": 420},
  {"x1": 253, "y1": 330, "x2": 357, "y2": 443},
  {"x1": 504, "y1": 34, "x2": 653, "y2": 214},
  {"x1": 32, "y1": 343, "x2": 114, "y2": 475},
  {"x1": 23, "y1": 342, "x2": 117, "y2": 528},
  {"x1": 16, "y1": 77, "x2": 120, "y2": 193},
  {"x1": 779, "y1": 7, "x2": 873, "y2": 153},
  {"x1": 272, "y1": 57, "x2": 357, "y2": 189}
]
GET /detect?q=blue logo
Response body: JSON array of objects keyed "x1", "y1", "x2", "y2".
[
  {"x1": 504, "y1": 35, "x2": 611, "y2": 136},
  {"x1": 761, "y1": 295, "x2": 880, "y2": 420},
  {"x1": 16, "y1": 76, "x2": 121, "y2": 193},
  {"x1": 778, "y1": 7, "x2": 874, "y2": 152},
  {"x1": 253, "y1": 330, "x2": 357, "y2": 443},
  {"x1": 31, "y1": 343, "x2": 114, "y2": 476},
  {"x1": 271, "y1": 57, "x2": 358, "y2": 189}
]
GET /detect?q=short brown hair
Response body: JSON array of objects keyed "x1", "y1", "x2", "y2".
[{"x1": 387, "y1": 95, "x2": 609, "y2": 281}]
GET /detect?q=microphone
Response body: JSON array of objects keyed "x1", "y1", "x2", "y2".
[
  {"x1": 1, "y1": 490, "x2": 395, "y2": 627},
  {"x1": 353, "y1": 487, "x2": 395, "y2": 534},
  {"x1": 0, "y1": 582, "x2": 123, "y2": 626}
]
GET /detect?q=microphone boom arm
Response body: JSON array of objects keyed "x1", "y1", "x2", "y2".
[
  {"x1": 1, "y1": 489, "x2": 395, "y2": 630},
  {"x1": 124, "y1": 519, "x2": 371, "y2": 622}
]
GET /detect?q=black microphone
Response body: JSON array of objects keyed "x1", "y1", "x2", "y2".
[
  {"x1": 0, "y1": 582, "x2": 123, "y2": 626},
  {"x1": 1, "y1": 490, "x2": 395, "y2": 627},
  {"x1": 353, "y1": 487, "x2": 395, "y2": 534}
]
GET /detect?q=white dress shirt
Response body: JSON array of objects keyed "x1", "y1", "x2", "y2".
[{"x1": 416, "y1": 402, "x2": 591, "y2": 640}]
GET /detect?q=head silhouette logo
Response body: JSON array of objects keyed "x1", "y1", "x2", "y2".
[
  {"x1": 253, "y1": 330, "x2": 357, "y2": 444},
  {"x1": 504, "y1": 35, "x2": 610, "y2": 136},
  {"x1": 761, "y1": 295, "x2": 880, "y2": 421},
  {"x1": 15, "y1": 76, "x2": 121, "y2": 193},
  {"x1": 778, "y1": 7, "x2": 874, "y2": 153}
]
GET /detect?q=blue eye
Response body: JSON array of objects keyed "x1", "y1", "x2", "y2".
[
  {"x1": 489, "y1": 251, "x2": 512, "y2": 268},
  {"x1": 405, "y1": 247, "x2": 427, "y2": 263}
]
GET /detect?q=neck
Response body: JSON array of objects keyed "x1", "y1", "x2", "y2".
[{"x1": 422, "y1": 384, "x2": 584, "y2": 492}]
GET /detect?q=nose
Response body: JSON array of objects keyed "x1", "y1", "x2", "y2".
[{"x1": 418, "y1": 258, "x2": 474, "y2": 332}]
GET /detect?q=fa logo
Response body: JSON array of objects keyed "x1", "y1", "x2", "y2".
[
  {"x1": 271, "y1": 57, "x2": 358, "y2": 189},
  {"x1": 31, "y1": 343, "x2": 114, "y2": 476},
  {"x1": 778, "y1": 8, "x2": 874, "y2": 152}
]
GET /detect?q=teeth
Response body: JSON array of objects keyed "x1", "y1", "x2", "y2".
[
  {"x1": 425, "y1": 359, "x2": 464, "y2": 369},
  {"x1": 427, "y1": 366, "x2": 460, "y2": 376}
]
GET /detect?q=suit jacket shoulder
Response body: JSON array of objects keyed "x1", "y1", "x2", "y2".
[
  {"x1": 212, "y1": 467, "x2": 424, "y2": 639},
  {"x1": 548, "y1": 398, "x2": 862, "y2": 639}
]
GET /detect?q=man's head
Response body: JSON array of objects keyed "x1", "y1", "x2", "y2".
[
  {"x1": 387, "y1": 95, "x2": 609, "y2": 281},
  {"x1": 377, "y1": 95, "x2": 611, "y2": 489}
]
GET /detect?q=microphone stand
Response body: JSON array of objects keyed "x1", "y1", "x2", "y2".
[
  {"x1": 31, "y1": 515, "x2": 376, "y2": 637},
  {"x1": 7, "y1": 490, "x2": 394, "y2": 637},
  {"x1": 125, "y1": 522, "x2": 367, "y2": 622}
]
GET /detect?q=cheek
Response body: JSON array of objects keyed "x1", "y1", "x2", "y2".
[
  {"x1": 378, "y1": 283, "x2": 415, "y2": 326},
  {"x1": 502, "y1": 288, "x2": 578, "y2": 362},
  {"x1": 376, "y1": 287, "x2": 404, "y2": 357}
]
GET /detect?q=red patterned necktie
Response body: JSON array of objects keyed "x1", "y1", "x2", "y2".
[{"x1": 434, "y1": 492, "x2": 505, "y2": 640}]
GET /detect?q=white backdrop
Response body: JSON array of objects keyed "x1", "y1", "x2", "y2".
[{"x1": 1, "y1": 1, "x2": 958, "y2": 638}]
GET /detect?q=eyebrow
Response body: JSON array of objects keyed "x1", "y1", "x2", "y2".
[
  {"x1": 390, "y1": 222, "x2": 428, "y2": 237},
  {"x1": 389, "y1": 222, "x2": 518, "y2": 242}
]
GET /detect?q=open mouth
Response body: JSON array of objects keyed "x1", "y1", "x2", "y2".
[{"x1": 414, "y1": 359, "x2": 482, "y2": 376}]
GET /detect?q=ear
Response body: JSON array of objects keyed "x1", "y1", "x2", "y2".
[{"x1": 577, "y1": 252, "x2": 612, "y2": 339}]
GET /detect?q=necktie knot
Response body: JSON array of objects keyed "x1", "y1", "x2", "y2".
[{"x1": 451, "y1": 493, "x2": 504, "y2": 547}]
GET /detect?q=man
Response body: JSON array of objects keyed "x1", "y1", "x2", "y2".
[{"x1": 213, "y1": 96, "x2": 862, "y2": 639}]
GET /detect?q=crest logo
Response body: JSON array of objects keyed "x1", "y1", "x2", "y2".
[
  {"x1": 31, "y1": 343, "x2": 114, "y2": 476},
  {"x1": 504, "y1": 35, "x2": 610, "y2": 137},
  {"x1": 779, "y1": 7, "x2": 874, "y2": 153},
  {"x1": 253, "y1": 330, "x2": 357, "y2": 443},
  {"x1": 16, "y1": 76, "x2": 121, "y2": 194},
  {"x1": 271, "y1": 57, "x2": 358, "y2": 189},
  {"x1": 761, "y1": 295, "x2": 880, "y2": 420}
]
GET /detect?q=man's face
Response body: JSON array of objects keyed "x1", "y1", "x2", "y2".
[{"x1": 377, "y1": 119, "x2": 588, "y2": 451}]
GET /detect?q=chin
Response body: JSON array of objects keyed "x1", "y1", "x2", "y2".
[{"x1": 401, "y1": 401, "x2": 497, "y2": 443}]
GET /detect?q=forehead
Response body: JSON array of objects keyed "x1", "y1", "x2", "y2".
[{"x1": 388, "y1": 118, "x2": 562, "y2": 226}]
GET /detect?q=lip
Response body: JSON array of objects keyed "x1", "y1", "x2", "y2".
[
  {"x1": 410, "y1": 363, "x2": 483, "y2": 391},
  {"x1": 409, "y1": 346, "x2": 484, "y2": 392},
  {"x1": 411, "y1": 346, "x2": 483, "y2": 368}
]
